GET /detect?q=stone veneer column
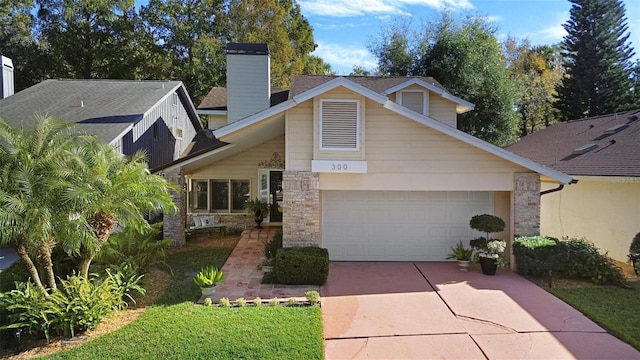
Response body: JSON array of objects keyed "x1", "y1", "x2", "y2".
[
  {"x1": 282, "y1": 171, "x2": 320, "y2": 247},
  {"x1": 163, "y1": 167, "x2": 186, "y2": 247},
  {"x1": 513, "y1": 172, "x2": 541, "y2": 237}
]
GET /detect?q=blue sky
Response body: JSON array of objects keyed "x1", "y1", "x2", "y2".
[{"x1": 300, "y1": 0, "x2": 640, "y2": 74}]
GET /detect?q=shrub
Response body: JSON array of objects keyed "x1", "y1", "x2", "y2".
[
  {"x1": 219, "y1": 297, "x2": 231, "y2": 308},
  {"x1": 513, "y1": 236, "x2": 627, "y2": 287},
  {"x1": 253, "y1": 297, "x2": 262, "y2": 307},
  {"x1": 305, "y1": 290, "x2": 320, "y2": 306},
  {"x1": 629, "y1": 232, "x2": 640, "y2": 275},
  {"x1": 95, "y1": 223, "x2": 172, "y2": 274},
  {"x1": 275, "y1": 247, "x2": 329, "y2": 285},
  {"x1": 469, "y1": 214, "x2": 505, "y2": 239},
  {"x1": 225, "y1": 225, "x2": 244, "y2": 236},
  {"x1": 236, "y1": 298, "x2": 247, "y2": 307},
  {"x1": 0, "y1": 281, "x2": 57, "y2": 342},
  {"x1": 104, "y1": 265, "x2": 146, "y2": 308}
]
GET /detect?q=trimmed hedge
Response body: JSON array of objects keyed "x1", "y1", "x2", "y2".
[
  {"x1": 514, "y1": 236, "x2": 627, "y2": 287},
  {"x1": 275, "y1": 247, "x2": 329, "y2": 285}
]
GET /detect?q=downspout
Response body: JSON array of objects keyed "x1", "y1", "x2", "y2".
[{"x1": 540, "y1": 179, "x2": 577, "y2": 196}]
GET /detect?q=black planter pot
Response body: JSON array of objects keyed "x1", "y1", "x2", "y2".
[
  {"x1": 479, "y1": 257, "x2": 498, "y2": 276},
  {"x1": 254, "y1": 210, "x2": 264, "y2": 229}
]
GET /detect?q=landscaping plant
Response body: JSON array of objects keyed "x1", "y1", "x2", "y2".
[
  {"x1": 275, "y1": 247, "x2": 329, "y2": 285},
  {"x1": 193, "y1": 266, "x2": 225, "y2": 288},
  {"x1": 629, "y1": 232, "x2": 640, "y2": 275}
]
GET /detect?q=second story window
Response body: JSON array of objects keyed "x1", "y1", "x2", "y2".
[
  {"x1": 399, "y1": 90, "x2": 428, "y2": 115},
  {"x1": 320, "y1": 99, "x2": 360, "y2": 150}
]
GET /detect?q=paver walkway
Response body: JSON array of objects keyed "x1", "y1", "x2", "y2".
[
  {"x1": 205, "y1": 227, "x2": 319, "y2": 303},
  {"x1": 322, "y1": 261, "x2": 640, "y2": 359}
]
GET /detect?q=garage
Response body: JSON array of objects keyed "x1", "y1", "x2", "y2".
[{"x1": 321, "y1": 190, "x2": 493, "y2": 261}]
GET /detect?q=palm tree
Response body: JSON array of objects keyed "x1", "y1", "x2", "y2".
[
  {"x1": 0, "y1": 115, "x2": 78, "y2": 294},
  {"x1": 59, "y1": 136, "x2": 178, "y2": 278}
]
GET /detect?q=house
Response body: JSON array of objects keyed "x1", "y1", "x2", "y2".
[
  {"x1": 0, "y1": 79, "x2": 203, "y2": 169},
  {"x1": 158, "y1": 43, "x2": 573, "y2": 261},
  {"x1": 506, "y1": 110, "x2": 640, "y2": 262}
]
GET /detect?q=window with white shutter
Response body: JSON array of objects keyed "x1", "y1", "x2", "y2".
[
  {"x1": 399, "y1": 91, "x2": 427, "y2": 115},
  {"x1": 320, "y1": 99, "x2": 360, "y2": 150}
]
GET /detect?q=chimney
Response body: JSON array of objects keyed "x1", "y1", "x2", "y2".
[
  {"x1": 1, "y1": 55, "x2": 14, "y2": 99},
  {"x1": 225, "y1": 43, "x2": 270, "y2": 124}
]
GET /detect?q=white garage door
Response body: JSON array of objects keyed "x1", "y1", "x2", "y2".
[{"x1": 322, "y1": 191, "x2": 493, "y2": 261}]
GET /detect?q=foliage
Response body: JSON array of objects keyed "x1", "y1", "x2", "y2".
[
  {"x1": 203, "y1": 297, "x2": 213, "y2": 307},
  {"x1": 219, "y1": 297, "x2": 231, "y2": 308},
  {"x1": 263, "y1": 231, "x2": 283, "y2": 259},
  {"x1": 104, "y1": 265, "x2": 146, "y2": 308},
  {"x1": 45, "y1": 304, "x2": 324, "y2": 359},
  {"x1": 630, "y1": 232, "x2": 640, "y2": 275},
  {"x1": 268, "y1": 297, "x2": 279, "y2": 306},
  {"x1": 193, "y1": 266, "x2": 225, "y2": 287},
  {"x1": 305, "y1": 290, "x2": 320, "y2": 306},
  {"x1": 225, "y1": 225, "x2": 245, "y2": 236},
  {"x1": 370, "y1": 13, "x2": 519, "y2": 145},
  {"x1": 253, "y1": 297, "x2": 262, "y2": 307},
  {"x1": 513, "y1": 236, "x2": 627, "y2": 287},
  {"x1": 287, "y1": 297, "x2": 297, "y2": 307},
  {"x1": 548, "y1": 281, "x2": 640, "y2": 351},
  {"x1": 556, "y1": 0, "x2": 636, "y2": 120},
  {"x1": 275, "y1": 247, "x2": 329, "y2": 285},
  {"x1": 0, "y1": 281, "x2": 57, "y2": 342},
  {"x1": 505, "y1": 39, "x2": 563, "y2": 136},
  {"x1": 244, "y1": 198, "x2": 270, "y2": 217},
  {"x1": 478, "y1": 240, "x2": 506, "y2": 259},
  {"x1": 236, "y1": 297, "x2": 247, "y2": 307},
  {"x1": 469, "y1": 214, "x2": 506, "y2": 239},
  {"x1": 446, "y1": 241, "x2": 473, "y2": 261},
  {"x1": 94, "y1": 223, "x2": 172, "y2": 274}
]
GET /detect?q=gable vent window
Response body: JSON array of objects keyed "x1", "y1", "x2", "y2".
[
  {"x1": 320, "y1": 99, "x2": 360, "y2": 150},
  {"x1": 399, "y1": 91, "x2": 427, "y2": 115}
]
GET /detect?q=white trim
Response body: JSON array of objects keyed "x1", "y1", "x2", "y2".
[
  {"x1": 382, "y1": 100, "x2": 574, "y2": 184},
  {"x1": 383, "y1": 78, "x2": 474, "y2": 113},
  {"x1": 157, "y1": 143, "x2": 235, "y2": 173},
  {"x1": 573, "y1": 175, "x2": 640, "y2": 183},
  {"x1": 108, "y1": 124, "x2": 134, "y2": 148},
  {"x1": 293, "y1": 77, "x2": 389, "y2": 105},
  {"x1": 213, "y1": 99, "x2": 295, "y2": 138},
  {"x1": 319, "y1": 99, "x2": 361, "y2": 151}
]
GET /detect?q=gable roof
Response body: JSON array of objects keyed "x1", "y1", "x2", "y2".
[
  {"x1": 506, "y1": 110, "x2": 640, "y2": 178},
  {"x1": 289, "y1": 75, "x2": 474, "y2": 113},
  {"x1": 198, "y1": 87, "x2": 289, "y2": 112},
  {"x1": 169, "y1": 76, "x2": 573, "y2": 184},
  {"x1": 0, "y1": 79, "x2": 203, "y2": 144}
]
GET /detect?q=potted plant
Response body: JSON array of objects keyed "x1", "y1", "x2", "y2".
[
  {"x1": 193, "y1": 266, "x2": 225, "y2": 296},
  {"x1": 446, "y1": 241, "x2": 474, "y2": 272},
  {"x1": 244, "y1": 198, "x2": 270, "y2": 229},
  {"x1": 261, "y1": 231, "x2": 283, "y2": 273},
  {"x1": 477, "y1": 240, "x2": 507, "y2": 275}
]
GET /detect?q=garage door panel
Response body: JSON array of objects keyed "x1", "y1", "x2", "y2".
[{"x1": 322, "y1": 190, "x2": 494, "y2": 261}]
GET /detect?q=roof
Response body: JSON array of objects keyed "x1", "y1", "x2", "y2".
[
  {"x1": 289, "y1": 75, "x2": 445, "y2": 97},
  {"x1": 197, "y1": 88, "x2": 289, "y2": 111},
  {"x1": 506, "y1": 110, "x2": 640, "y2": 178},
  {"x1": 169, "y1": 77, "x2": 573, "y2": 184},
  {"x1": 0, "y1": 79, "x2": 202, "y2": 144}
]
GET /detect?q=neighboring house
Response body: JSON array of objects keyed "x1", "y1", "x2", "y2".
[
  {"x1": 507, "y1": 111, "x2": 640, "y2": 262},
  {"x1": 0, "y1": 79, "x2": 203, "y2": 169},
  {"x1": 159, "y1": 43, "x2": 573, "y2": 261}
]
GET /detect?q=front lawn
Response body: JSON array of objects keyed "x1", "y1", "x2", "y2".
[
  {"x1": 547, "y1": 280, "x2": 640, "y2": 351},
  {"x1": 39, "y1": 235, "x2": 324, "y2": 359}
]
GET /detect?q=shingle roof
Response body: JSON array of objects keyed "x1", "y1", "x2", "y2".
[
  {"x1": 197, "y1": 87, "x2": 289, "y2": 110},
  {"x1": 506, "y1": 110, "x2": 640, "y2": 177},
  {"x1": 288, "y1": 75, "x2": 447, "y2": 98},
  {"x1": 0, "y1": 79, "x2": 185, "y2": 143}
]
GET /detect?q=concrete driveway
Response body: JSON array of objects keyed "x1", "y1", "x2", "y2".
[{"x1": 321, "y1": 262, "x2": 639, "y2": 359}]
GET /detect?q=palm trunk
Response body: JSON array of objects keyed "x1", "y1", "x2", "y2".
[
  {"x1": 38, "y1": 244, "x2": 57, "y2": 290},
  {"x1": 80, "y1": 212, "x2": 116, "y2": 279},
  {"x1": 14, "y1": 243, "x2": 48, "y2": 295}
]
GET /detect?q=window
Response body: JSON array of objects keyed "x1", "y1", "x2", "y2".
[
  {"x1": 320, "y1": 99, "x2": 360, "y2": 150},
  {"x1": 176, "y1": 127, "x2": 184, "y2": 140},
  {"x1": 153, "y1": 122, "x2": 159, "y2": 140},
  {"x1": 399, "y1": 91, "x2": 427, "y2": 115},
  {"x1": 190, "y1": 179, "x2": 250, "y2": 213}
]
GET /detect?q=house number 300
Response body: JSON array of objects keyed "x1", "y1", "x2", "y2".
[{"x1": 331, "y1": 163, "x2": 348, "y2": 171}]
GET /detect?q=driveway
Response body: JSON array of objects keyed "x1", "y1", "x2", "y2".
[{"x1": 321, "y1": 262, "x2": 639, "y2": 359}]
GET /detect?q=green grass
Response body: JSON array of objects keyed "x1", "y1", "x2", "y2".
[
  {"x1": 45, "y1": 304, "x2": 323, "y2": 359},
  {"x1": 548, "y1": 280, "x2": 640, "y2": 350},
  {"x1": 41, "y1": 238, "x2": 325, "y2": 359}
]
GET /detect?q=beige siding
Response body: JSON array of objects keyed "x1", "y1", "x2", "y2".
[
  {"x1": 207, "y1": 114, "x2": 227, "y2": 130},
  {"x1": 429, "y1": 96, "x2": 457, "y2": 127},
  {"x1": 189, "y1": 135, "x2": 285, "y2": 202},
  {"x1": 541, "y1": 178, "x2": 640, "y2": 261},
  {"x1": 286, "y1": 99, "x2": 313, "y2": 171}
]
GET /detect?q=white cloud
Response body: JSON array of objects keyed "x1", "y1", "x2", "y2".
[
  {"x1": 537, "y1": 11, "x2": 569, "y2": 42},
  {"x1": 312, "y1": 42, "x2": 378, "y2": 74},
  {"x1": 299, "y1": 0, "x2": 472, "y2": 18},
  {"x1": 485, "y1": 15, "x2": 502, "y2": 23}
]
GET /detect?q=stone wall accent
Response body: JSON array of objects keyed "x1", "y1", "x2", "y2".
[
  {"x1": 163, "y1": 167, "x2": 186, "y2": 247},
  {"x1": 513, "y1": 172, "x2": 541, "y2": 237},
  {"x1": 282, "y1": 171, "x2": 320, "y2": 247}
]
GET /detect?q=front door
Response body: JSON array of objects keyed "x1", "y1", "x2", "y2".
[{"x1": 258, "y1": 170, "x2": 283, "y2": 223}]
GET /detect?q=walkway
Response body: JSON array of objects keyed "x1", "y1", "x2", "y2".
[{"x1": 206, "y1": 227, "x2": 319, "y2": 303}]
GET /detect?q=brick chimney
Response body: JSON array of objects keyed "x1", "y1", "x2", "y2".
[
  {"x1": 225, "y1": 43, "x2": 270, "y2": 124},
  {"x1": 1, "y1": 56, "x2": 14, "y2": 99}
]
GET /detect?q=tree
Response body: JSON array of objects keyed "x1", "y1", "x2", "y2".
[
  {"x1": 506, "y1": 39, "x2": 564, "y2": 136},
  {"x1": 370, "y1": 14, "x2": 519, "y2": 145},
  {"x1": 59, "y1": 137, "x2": 177, "y2": 278},
  {"x1": 0, "y1": 116, "x2": 78, "y2": 294},
  {"x1": 556, "y1": 0, "x2": 636, "y2": 120}
]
